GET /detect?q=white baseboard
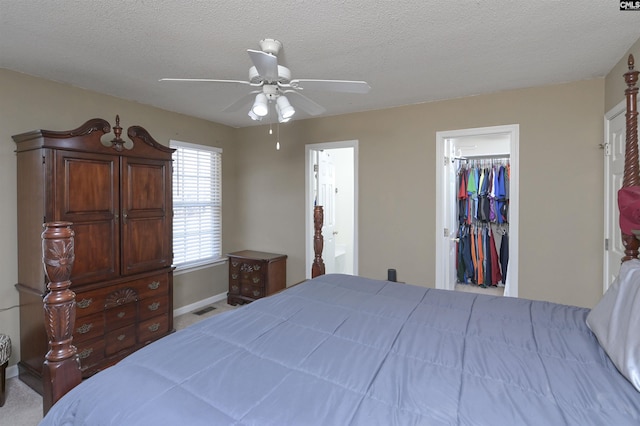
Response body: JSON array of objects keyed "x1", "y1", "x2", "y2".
[
  {"x1": 173, "y1": 291, "x2": 228, "y2": 317},
  {"x1": 6, "y1": 364, "x2": 18, "y2": 379}
]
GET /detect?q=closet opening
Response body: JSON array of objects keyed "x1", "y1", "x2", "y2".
[
  {"x1": 435, "y1": 125, "x2": 519, "y2": 298},
  {"x1": 454, "y1": 155, "x2": 510, "y2": 297}
]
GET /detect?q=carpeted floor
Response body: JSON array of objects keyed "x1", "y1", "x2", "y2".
[{"x1": 1, "y1": 299, "x2": 237, "y2": 426}]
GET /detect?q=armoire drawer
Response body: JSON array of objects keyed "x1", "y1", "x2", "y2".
[
  {"x1": 73, "y1": 311, "x2": 104, "y2": 342},
  {"x1": 76, "y1": 338, "x2": 106, "y2": 371},
  {"x1": 105, "y1": 325, "x2": 137, "y2": 356},
  {"x1": 138, "y1": 315, "x2": 170, "y2": 344},
  {"x1": 131, "y1": 273, "x2": 170, "y2": 299},
  {"x1": 139, "y1": 295, "x2": 169, "y2": 321},
  {"x1": 73, "y1": 272, "x2": 169, "y2": 317},
  {"x1": 104, "y1": 302, "x2": 137, "y2": 332},
  {"x1": 75, "y1": 285, "x2": 138, "y2": 317}
]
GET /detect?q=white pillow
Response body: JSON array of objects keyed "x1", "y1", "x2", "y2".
[{"x1": 586, "y1": 258, "x2": 640, "y2": 392}]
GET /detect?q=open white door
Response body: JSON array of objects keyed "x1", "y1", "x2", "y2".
[
  {"x1": 317, "y1": 150, "x2": 336, "y2": 273},
  {"x1": 435, "y1": 138, "x2": 459, "y2": 291},
  {"x1": 604, "y1": 100, "x2": 630, "y2": 293}
]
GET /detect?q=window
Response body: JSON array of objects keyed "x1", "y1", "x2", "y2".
[{"x1": 170, "y1": 140, "x2": 222, "y2": 270}]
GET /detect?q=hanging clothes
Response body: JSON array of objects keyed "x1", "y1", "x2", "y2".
[
  {"x1": 500, "y1": 230, "x2": 509, "y2": 284},
  {"x1": 455, "y1": 158, "x2": 510, "y2": 287}
]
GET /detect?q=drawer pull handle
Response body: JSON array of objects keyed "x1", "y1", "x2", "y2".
[
  {"x1": 252, "y1": 277, "x2": 261, "y2": 284},
  {"x1": 254, "y1": 265, "x2": 261, "y2": 270},
  {"x1": 78, "y1": 348, "x2": 93, "y2": 359},
  {"x1": 231, "y1": 261, "x2": 238, "y2": 267},
  {"x1": 231, "y1": 273, "x2": 238, "y2": 279},
  {"x1": 117, "y1": 311, "x2": 126, "y2": 319},
  {"x1": 253, "y1": 290, "x2": 261, "y2": 297},
  {"x1": 231, "y1": 285, "x2": 239, "y2": 292},
  {"x1": 117, "y1": 334, "x2": 126, "y2": 341},
  {"x1": 148, "y1": 281, "x2": 160, "y2": 290},
  {"x1": 148, "y1": 302, "x2": 160, "y2": 311},
  {"x1": 76, "y1": 323, "x2": 93, "y2": 334},
  {"x1": 148, "y1": 323, "x2": 160, "y2": 332},
  {"x1": 77, "y1": 298, "x2": 93, "y2": 309}
]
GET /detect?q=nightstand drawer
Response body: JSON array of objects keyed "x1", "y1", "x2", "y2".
[{"x1": 241, "y1": 284, "x2": 264, "y2": 299}]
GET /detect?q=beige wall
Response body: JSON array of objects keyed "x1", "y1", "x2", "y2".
[
  {"x1": 605, "y1": 37, "x2": 640, "y2": 112},
  {"x1": 236, "y1": 79, "x2": 606, "y2": 308},
  {"x1": 0, "y1": 69, "x2": 238, "y2": 369},
  {"x1": 2, "y1": 53, "x2": 634, "y2": 370}
]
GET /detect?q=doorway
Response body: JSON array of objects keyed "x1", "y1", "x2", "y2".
[
  {"x1": 305, "y1": 140, "x2": 358, "y2": 278},
  {"x1": 435, "y1": 125, "x2": 519, "y2": 297},
  {"x1": 603, "y1": 99, "x2": 634, "y2": 293}
]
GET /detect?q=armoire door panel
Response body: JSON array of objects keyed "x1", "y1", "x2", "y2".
[
  {"x1": 122, "y1": 217, "x2": 170, "y2": 274},
  {"x1": 123, "y1": 159, "x2": 167, "y2": 212},
  {"x1": 55, "y1": 152, "x2": 118, "y2": 222},
  {"x1": 120, "y1": 157, "x2": 172, "y2": 275},
  {"x1": 71, "y1": 221, "x2": 119, "y2": 285},
  {"x1": 123, "y1": 159, "x2": 167, "y2": 213}
]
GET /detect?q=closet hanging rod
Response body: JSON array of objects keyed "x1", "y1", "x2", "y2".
[{"x1": 458, "y1": 154, "x2": 510, "y2": 160}]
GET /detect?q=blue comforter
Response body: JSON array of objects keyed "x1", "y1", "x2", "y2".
[{"x1": 40, "y1": 274, "x2": 640, "y2": 425}]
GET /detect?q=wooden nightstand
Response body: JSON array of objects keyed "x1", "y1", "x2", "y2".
[{"x1": 227, "y1": 251, "x2": 287, "y2": 305}]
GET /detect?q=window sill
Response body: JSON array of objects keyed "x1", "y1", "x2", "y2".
[{"x1": 173, "y1": 258, "x2": 228, "y2": 276}]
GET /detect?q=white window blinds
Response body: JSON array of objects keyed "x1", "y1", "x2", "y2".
[{"x1": 170, "y1": 140, "x2": 222, "y2": 269}]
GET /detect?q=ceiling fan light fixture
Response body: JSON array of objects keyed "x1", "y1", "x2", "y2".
[
  {"x1": 252, "y1": 93, "x2": 269, "y2": 117},
  {"x1": 276, "y1": 105, "x2": 291, "y2": 123},
  {"x1": 248, "y1": 109, "x2": 262, "y2": 121},
  {"x1": 276, "y1": 95, "x2": 295, "y2": 119}
]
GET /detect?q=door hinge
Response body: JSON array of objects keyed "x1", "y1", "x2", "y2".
[
  {"x1": 605, "y1": 238, "x2": 609, "y2": 251},
  {"x1": 444, "y1": 156, "x2": 449, "y2": 166},
  {"x1": 444, "y1": 228, "x2": 449, "y2": 237},
  {"x1": 601, "y1": 143, "x2": 611, "y2": 156}
]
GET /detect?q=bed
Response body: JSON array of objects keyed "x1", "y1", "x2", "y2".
[{"x1": 39, "y1": 56, "x2": 640, "y2": 425}]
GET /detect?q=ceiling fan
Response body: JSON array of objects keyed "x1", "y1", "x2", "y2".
[{"x1": 160, "y1": 39, "x2": 371, "y2": 123}]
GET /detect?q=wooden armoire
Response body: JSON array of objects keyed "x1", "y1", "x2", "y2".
[{"x1": 12, "y1": 116, "x2": 174, "y2": 394}]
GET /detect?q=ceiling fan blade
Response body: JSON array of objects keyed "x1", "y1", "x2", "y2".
[
  {"x1": 222, "y1": 90, "x2": 261, "y2": 113},
  {"x1": 247, "y1": 49, "x2": 278, "y2": 81},
  {"x1": 289, "y1": 79, "x2": 370, "y2": 94},
  {"x1": 159, "y1": 78, "x2": 258, "y2": 87},
  {"x1": 283, "y1": 90, "x2": 326, "y2": 116}
]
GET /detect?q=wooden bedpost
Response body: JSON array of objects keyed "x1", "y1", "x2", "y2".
[
  {"x1": 622, "y1": 54, "x2": 640, "y2": 261},
  {"x1": 312, "y1": 206, "x2": 326, "y2": 277},
  {"x1": 41, "y1": 222, "x2": 81, "y2": 415}
]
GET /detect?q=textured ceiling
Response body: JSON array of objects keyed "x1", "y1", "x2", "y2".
[{"x1": 1, "y1": 1, "x2": 639, "y2": 128}]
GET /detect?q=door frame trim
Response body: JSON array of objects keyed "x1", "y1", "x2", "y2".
[
  {"x1": 435, "y1": 124, "x2": 519, "y2": 297},
  {"x1": 603, "y1": 99, "x2": 627, "y2": 294},
  {"x1": 305, "y1": 140, "x2": 359, "y2": 279}
]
